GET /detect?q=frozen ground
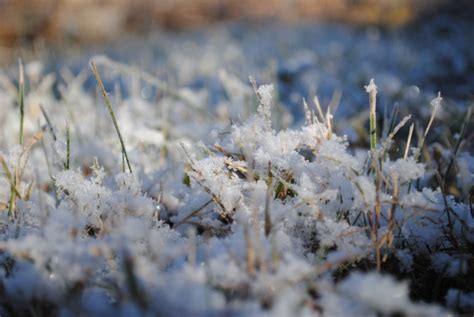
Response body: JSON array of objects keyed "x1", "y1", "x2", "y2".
[{"x1": 0, "y1": 9, "x2": 473, "y2": 317}]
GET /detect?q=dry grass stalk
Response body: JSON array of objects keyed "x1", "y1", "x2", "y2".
[{"x1": 404, "y1": 123, "x2": 414, "y2": 159}]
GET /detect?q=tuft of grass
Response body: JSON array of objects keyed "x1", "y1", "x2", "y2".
[
  {"x1": 1, "y1": 132, "x2": 43, "y2": 218},
  {"x1": 365, "y1": 79, "x2": 381, "y2": 271},
  {"x1": 90, "y1": 61, "x2": 133, "y2": 174}
]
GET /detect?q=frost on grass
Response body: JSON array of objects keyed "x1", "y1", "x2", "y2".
[
  {"x1": 364, "y1": 78, "x2": 377, "y2": 95},
  {"x1": 0, "y1": 60, "x2": 471, "y2": 316}
]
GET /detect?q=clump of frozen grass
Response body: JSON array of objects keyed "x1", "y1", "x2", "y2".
[{"x1": 0, "y1": 58, "x2": 471, "y2": 316}]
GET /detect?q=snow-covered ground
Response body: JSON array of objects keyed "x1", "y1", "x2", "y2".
[{"x1": 0, "y1": 13, "x2": 473, "y2": 317}]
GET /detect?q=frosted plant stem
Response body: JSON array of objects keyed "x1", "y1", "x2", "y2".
[
  {"x1": 365, "y1": 79, "x2": 378, "y2": 152},
  {"x1": 415, "y1": 92, "x2": 442, "y2": 162},
  {"x1": 408, "y1": 93, "x2": 442, "y2": 193},
  {"x1": 90, "y1": 62, "x2": 133, "y2": 174},
  {"x1": 403, "y1": 123, "x2": 414, "y2": 160},
  {"x1": 313, "y1": 96, "x2": 325, "y2": 124},
  {"x1": 379, "y1": 115, "x2": 412, "y2": 157}
]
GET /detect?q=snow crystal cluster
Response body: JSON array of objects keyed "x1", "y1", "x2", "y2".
[{"x1": 0, "y1": 59, "x2": 472, "y2": 317}]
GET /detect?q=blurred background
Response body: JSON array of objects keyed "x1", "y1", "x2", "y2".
[
  {"x1": 0, "y1": 0, "x2": 472, "y2": 134},
  {"x1": 0, "y1": 0, "x2": 462, "y2": 55}
]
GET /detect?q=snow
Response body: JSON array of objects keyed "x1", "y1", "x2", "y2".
[{"x1": 382, "y1": 157, "x2": 425, "y2": 184}]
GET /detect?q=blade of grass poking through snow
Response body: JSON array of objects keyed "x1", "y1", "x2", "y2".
[
  {"x1": 445, "y1": 105, "x2": 472, "y2": 180},
  {"x1": 408, "y1": 93, "x2": 442, "y2": 193},
  {"x1": 313, "y1": 96, "x2": 326, "y2": 124},
  {"x1": 39, "y1": 104, "x2": 57, "y2": 141},
  {"x1": 404, "y1": 123, "x2": 414, "y2": 160},
  {"x1": 90, "y1": 62, "x2": 133, "y2": 174},
  {"x1": 302, "y1": 98, "x2": 312, "y2": 125},
  {"x1": 65, "y1": 122, "x2": 70, "y2": 170},
  {"x1": 264, "y1": 163, "x2": 273, "y2": 237},
  {"x1": 18, "y1": 59, "x2": 25, "y2": 145},
  {"x1": 416, "y1": 92, "x2": 442, "y2": 162},
  {"x1": 365, "y1": 79, "x2": 377, "y2": 151},
  {"x1": 325, "y1": 100, "x2": 333, "y2": 139},
  {"x1": 382, "y1": 103, "x2": 399, "y2": 141},
  {"x1": 379, "y1": 115, "x2": 412, "y2": 157}
]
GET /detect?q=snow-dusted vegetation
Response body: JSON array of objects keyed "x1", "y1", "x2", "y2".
[{"x1": 0, "y1": 35, "x2": 473, "y2": 316}]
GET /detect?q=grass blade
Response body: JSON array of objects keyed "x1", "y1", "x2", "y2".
[
  {"x1": 90, "y1": 62, "x2": 133, "y2": 174},
  {"x1": 18, "y1": 59, "x2": 25, "y2": 146}
]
